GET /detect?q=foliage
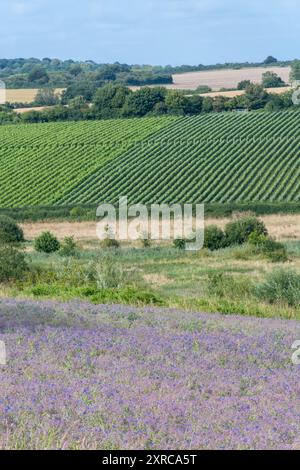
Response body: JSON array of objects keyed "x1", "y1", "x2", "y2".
[
  {"x1": 255, "y1": 269, "x2": 300, "y2": 307},
  {"x1": 204, "y1": 225, "x2": 227, "y2": 251},
  {"x1": 173, "y1": 238, "x2": 187, "y2": 250},
  {"x1": 248, "y1": 232, "x2": 288, "y2": 262},
  {"x1": 261, "y1": 71, "x2": 285, "y2": 88},
  {"x1": 0, "y1": 215, "x2": 24, "y2": 244},
  {"x1": 263, "y1": 56, "x2": 278, "y2": 65},
  {"x1": 35, "y1": 88, "x2": 60, "y2": 106},
  {"x1": 59, "y1": 236, "x2": 78, "y2": 257},
  {"x1": 0, "y1": 112, "x2": 300, "y2": 208},
  {"x1": 93, "y1": 256, "x2": 126, "y2": 289},
  {"x1": 290, "y1": 59, "x2": 300, "y2": 82},
  {"x1": 237, "y1": 80, "x2": 251, "y2": 90},
  {"x1": 244, "y1": 84, "x2": 269, "y2": 110},
  {"x1": 225, "y1": 216, "x2": 268, "y2": 246},
  {"x1": 0, "y1": 245, "x2": 28, "y2": 282},
  {"x1": 34, "y1": 232, "x2": 60, "y2": 253}
]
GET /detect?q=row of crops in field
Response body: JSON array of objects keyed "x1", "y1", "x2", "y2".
[
  {"x1": 0, "y1": 117, "x2": 175, "y2": 207},
  {"x1": 0, "y1": 111, "x2": 299, "y2": 207},
  {"x1": 58, "y1": 111, "x2": 300, "y2": 205}
]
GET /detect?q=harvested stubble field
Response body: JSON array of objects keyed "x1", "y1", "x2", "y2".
[
  {"x1": 5, "y1": 88, "x2": 64, "y2": 104},
  {"x1": 129, "y1": 66, "x2": 291, "y2": 91},
  {"x1": 198, "y1": 86, "x2": 292, "y2": 99},
  {"x1": 1, "y1": 298, "x2": 299, "y2": 450}
]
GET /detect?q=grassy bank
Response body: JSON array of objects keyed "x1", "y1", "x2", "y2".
[{"x1": 1, "y1": 202, "x2": 300, "y2": 223}]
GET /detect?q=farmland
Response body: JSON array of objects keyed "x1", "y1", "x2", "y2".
[
  {"x1": 5, "y1": 89, "x2": 64, "y2": 104},
  {"x1": 1, "y1": 298, "x2": 299, "y2": 450},
  {"x1": 130, "y1": 66, "x2": 292, "y2": 91},
  {"x1": 0, "y1": 110, "x2": 299, "y2": 208}
]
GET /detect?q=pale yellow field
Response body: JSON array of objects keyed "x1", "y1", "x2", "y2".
[
  {"x1": 5, "y1": 88, "x2": 64, "y2": 103},
  {"x1": 198, "y1": 86, "x2": 292, "y2": 99},
  {"x1": 130, "y1": 66, "x2": 291, "y2": 92},
  {"x1": 21, "y1": 214, "x2": 300, "y2": 243}
]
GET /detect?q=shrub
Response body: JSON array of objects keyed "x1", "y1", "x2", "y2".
[
  {"x1": 34, "y1": 231, "x2": 60, "y2": 253},
  {"x1": 0, "y1": 246, "x2": 29, "y2": 282},
  {"x1": 207, "y1": 272, "x2": 251, "y2": 299},
  {"x1": 225, "y1": 216, "x2": 268, "y2": 246},
  {"x1": 101, "y1": 238, "x2": 120, "y2": 249},
  {"x1": 173, "y1": 238, "x2": 186, "y2": 250},
  {"x1": 0, "y1": 215, "x2": 24, "y2": 244},
  {"x1": 93, "y1": 256, "x2": 125, "y2": 289},
  {"x1": 69, "y1": 207, "x2": 87, "y2": 218},
  {"x1": 59, "y1": 236, "x2": 78, "y2": 257},
  {"x1": 100, "y1": 224, "x2": 120, "y2": 249},
  {"x1": 248, "y1": 232, "x2": 288, "y2": 262},
  {"x1": 255, "y1": 269, "x2": 300, "y2": 307},
  {"x1": 204, "y1": 225, "x2": 226, "y2": 251}
]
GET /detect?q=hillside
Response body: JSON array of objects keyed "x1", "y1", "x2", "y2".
[
  {"x1": 130, "y1": 66, "x2": 291, "y2": 91},
  {"x1": 0, "y1": 111, "x2": 299, "y2": 208}
]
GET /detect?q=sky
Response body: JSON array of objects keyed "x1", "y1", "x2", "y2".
[{"x1": 0, "y1": 0, "x2": 298, "y2": 65}]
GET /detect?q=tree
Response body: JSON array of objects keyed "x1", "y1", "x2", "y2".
[
  {"x1": 290, "y1": 60, "x2": 300, "y2": 82},
  {"x1": 35, "y1": 88, "x2": 60, "y2": 106},
  {"x1": 122, "y1": 87, "x2": 166, "y2": 117},
  {"x1": 28, "y1": 65, "x2": 49, "y2": 84},
  {"x1": 62, "y1": 81, "x2": 97, "y2": 102},
  {"x1": 185, "y1": 95, "x2": 203, "y2": 114},
  {"x1": 263, "y1": 56, "x2": 278, "y2": 65},
  {"x1": 69, "y1": 64, "x2": 83, "y2": 76},
  {"x1": 237, "y1": 80, "x2": 252, "y2": 90},
  {"x1": 244, "y1": 84, "x2": 269, "y2": 110},
  {"x1": 165, "y1": 91, "x2": 189, "y2": 115},
  {"x1": 93, "y1": 83, "x2": 131, "y2": 117},
  {"x1": 202, "y1": 96, "x2": 213, "y2": 113},
  {"x1": 68, "y1": 96, "x2": 88, "y2": 111},
  {"x1": 261, "y1": 71, "x2": 285, "y2": 88}
]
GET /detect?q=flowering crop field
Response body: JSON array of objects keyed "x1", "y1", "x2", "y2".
[{"x1": 0, "y1": 298, "x2": 300, "y2": 450}]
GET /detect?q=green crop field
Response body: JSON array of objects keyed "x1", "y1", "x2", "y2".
[{"x1": 0, "y1": 111, "x2": 299, "y2": 208}]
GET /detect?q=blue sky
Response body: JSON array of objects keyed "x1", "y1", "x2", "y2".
[{"x1": 0, "y1": 0, "x2": 298, "y2": 65}]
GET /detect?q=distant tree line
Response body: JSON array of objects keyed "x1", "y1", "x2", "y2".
[
  {"x1": 0, "y1": 59, "x2": 173, "y2": 89},
  {"x1": 0, "y1": 56, "x2": 293, "y2": 90},
  {"x1": 0, "y1": 81, "x2": 298, "y2": 125}
]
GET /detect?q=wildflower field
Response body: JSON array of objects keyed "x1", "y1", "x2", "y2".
[{"x1": 1, "y1": 298, "x2": 299, "y2": 450}]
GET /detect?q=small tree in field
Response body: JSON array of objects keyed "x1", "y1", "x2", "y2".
[{"x1": 34, "y1": 232, "x2": 60, "y2": 254}]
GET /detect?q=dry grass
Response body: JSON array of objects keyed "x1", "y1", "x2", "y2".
[
  {"x1": 198, "y1": 86, "x2": 291, "y2": 99},
  {"x1": 21, "y1": 214, "x2": 300, "y2": 243},
  {"x1": 5, "y1": 88, "x2": 64, "y2": 104},
  {"x1": 13, "y1": 106, "x2": 50, "y2": 114}
]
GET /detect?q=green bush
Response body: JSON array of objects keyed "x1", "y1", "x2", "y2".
[
  {"x1": 59, "y1": 236, "x2": 78, "y2": 257},
  {"x1": 173, "y1": 238, "x2": 186, "y2": 250},
  {"x1": 0, "y1": 246, "x2": 29, "y2": 282},
  {"x1": 255, "y1": 269, "x2": 300, "y2": 307},
  {"x1": 101, "y1": 238, "x2": 120, "y2": 249},
  {"x1": 69, "y1": 207, "x2": 87, "y2": 218},
  {"x1": 248, "y1": 232, "x2": 288, "y2": 262},
  {"x1": 225, "y1": 216, "x2": 268, "y2": 246},
  {"x1": 207, "y1": 272, "x2": 251, "y2": 299},
  {"x1": 93, "y1": 256, "x2": 126, "y2": 289},
  {"x1": 0, "y1": 215, "x2": 24, "y2": 244},
  {"x1": 34, "y1": 231, "x2": 60, "y2": 253},
  {"x1": 204, "y1": 225, "x2": 226, "y2": 251}
]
